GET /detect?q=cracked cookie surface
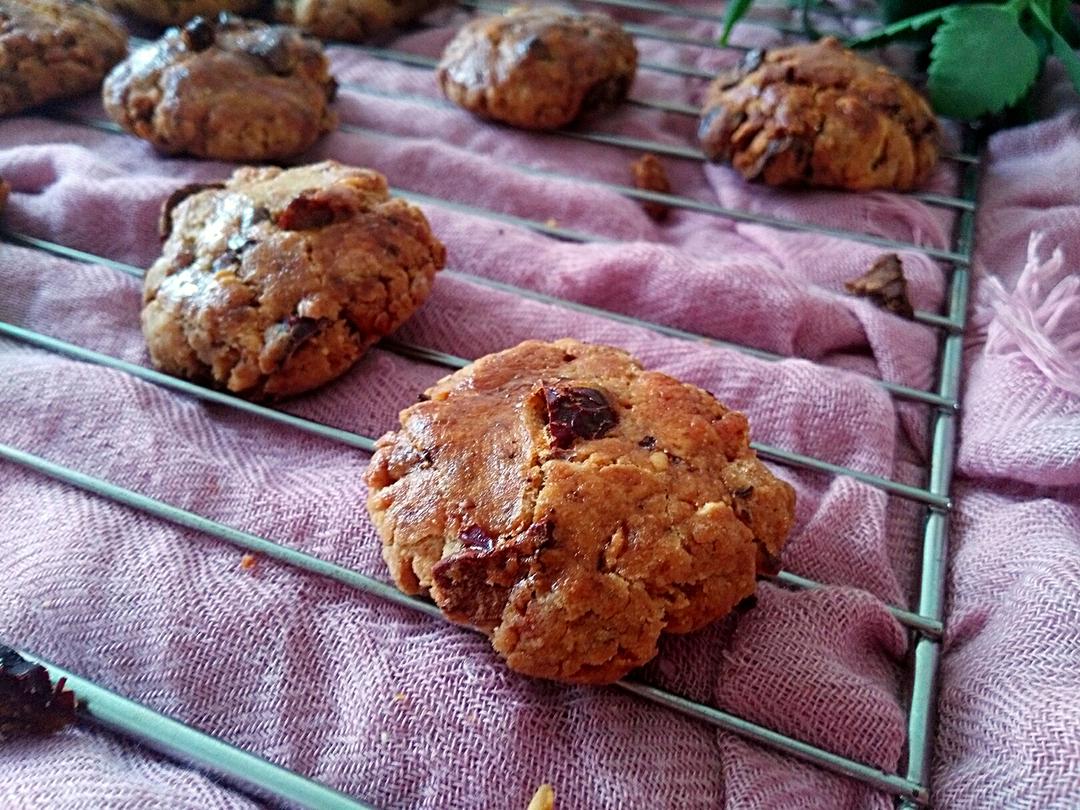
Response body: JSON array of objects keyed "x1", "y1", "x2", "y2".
[
  {"x1": 0, "y1": 0, "x2": 127, "y2": 117},
  {"x1": 96, "y1": 0, "x2": 259, "y2": 26},
  {"x1": 365, "y1": 339, "x2": 796, "y2": 684},
  {"x1": 698, "y1": 37, "x2": 939, "y2": 191},
  {"x1": 102, "y1": 14, "x2": 336, "y2": 161},
  {"x1": 437, "y1": 5, "x2": 637, "y2": 130},
  {"x1": 273, "y1": 0, "x2": 443, "y2": 42},
  {"x1": 142, "y1": 160, "x2": 446, "y2": 400}
]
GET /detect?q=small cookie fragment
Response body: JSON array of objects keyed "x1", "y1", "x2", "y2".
[
  {"x1": 142, "y1": 160, "x2": 446, "y2": 400},
  {"x1": 437, "y1": 6, "x2": 637, "y2": 130},
  {"x1": 366, "y1": 339, "x2": 796, "y2": 684},
  {"x1": 845, "y1": 253, "x2": 914, "y2": 318},
  {"x1": 95, "y1": 0, "x2": 259, "y2": 26},
  {"x1": 0, "y1": 176, "x2": 9, "y2": 212},
  {"x1": 102, "y1": 14, "x2": 337, "y2": 161},
  {"x1": 273, "y1": 0, "x2": 443, "y2": 42},
  {"x1": 698, "y1": 37, "x2": 939, "y2": 191},
  {"x1": 630, "y1": 153, "x2": 672, "y2": 221},
  {"x1": 0, "y1": 0, "x2": 128, "y2": 117},
  {"x1": 0, "y1": 646, "x2": 77, "y2": 740},
  {"x1": 527, "y1": 784, "x2": 555, "y2": 810}
]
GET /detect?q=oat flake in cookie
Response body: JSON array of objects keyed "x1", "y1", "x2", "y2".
[
  {"x1": 0, "y1": 0, "x2": 127, "y2": 117},
  {"x1": 102, "y1": 14, "x2": 336, "y2": 161},
  {"x1": 699, "y1": 37, "x2": 940, "y2": 191},
  {"x1": 366, "y1": 339, "x2": 796, "y2": 684},
  {"x1": 437, "y1": 6, "x2": 637, "y2": 130},
  {"x1": 143, "y1": 161, "x2": 446, "y2": 400},
  {"x1": 273, "y1": 0, "x2": 443, "y2": 42}
]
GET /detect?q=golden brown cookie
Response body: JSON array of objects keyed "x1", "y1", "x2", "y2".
[
  {"x1": 698, "y1": 37, "x2": 940, "y2": 191},
  {"x1": 102, "y1": 14, "x2": 336, "y2": 161},
  {"x1": 0, "y1": 0, "x2": 127, "y2": 117},
  {"x1": 142, "y1": 161, "x2": 446, "y2": 400},
  {"x1": 0, "y1": 176, "x2": 9, "y2": 211},
  {"x1": 96, "y1": 0, "x2": 259, "y2": 26},
  {"x1": 437, "y1": 6, "x2": 637, "y2": 130},
  {"x1": 273, "y1": 0, "x2": 442, "y2": 42},
  {"x1": 365, "y1": 339, "x2": 796, "y2": 684}
]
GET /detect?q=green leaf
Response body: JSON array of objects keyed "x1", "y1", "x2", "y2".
[
  {"x1": 719, "y1": 0, "x2": 755, "y2": 45},
  {"x1": 927, "y1": 5, "x2": 1042, "y2": 119},
  {"x1": 1051, "y1": 0, "x2": 1080, "y2": 47},
  {"x1": 1030, "y1": 2, "x2": 1080, "y2": 93},
  {"x1": 846, "y1": 6, "x2": 949, "y2": 49}
]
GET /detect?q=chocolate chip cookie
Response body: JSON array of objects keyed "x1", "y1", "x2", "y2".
[
  {"x1": 366, "y1": 339, "x2": 796, "y2": 684},
  {"x1": 437, "y1": 6, "x2": 637, "y2": 130},
  {"x1": 0, "y1": 0, "x2": 127, "y2": 117},
  {"x1": 273, "y1": 0, "x2": 442, "y2": 42},
  {"x1": 698, "y1": 37, "x2": 940, "y2": 191},
  {"x1": 95, "y1": 0, "x2": 259, "y2": 26},
  {"x1": 142, "y1": 161, "x2": 446, "y2": 400},
  {"x1": 102, "y1": 14, "x2": 336, "y2": 161}
]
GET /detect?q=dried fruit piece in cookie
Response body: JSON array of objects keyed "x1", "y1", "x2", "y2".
[
  {"x1": 273, "y1": 0, "x2": 443, "y2": 42},
  {"x1": 437, "y1": 6, "x2": 637, "y2": 130},
  {"x1": 699, "y1": 37, "x2": 940, "y2": 191},
  {"x1": 365, "y1": 339, "x2": 796, "y2": 684},
  {"x1": 102, "y1": 14, "x2": 337, "y2": 161},
  {"x1": 845, "y1": 253, "x2": 914, "y2": 318},
  {"x1": 96, "y1": 0, "x2": 258, "y2": 26},
  {"x1": 0, "y1": 0, "x2": 128, "y2": 117},
  {"x1": 0, "y1": 645, "x2": 77, "y2": 740},
  {"x1": 142, "y1": 161, "x2": 446, "y2": 400},
  {"x1": 630, "y1": 153, "x2": 672, "y2": 221}
]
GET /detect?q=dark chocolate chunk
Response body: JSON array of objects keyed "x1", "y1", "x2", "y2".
[
  {"x1": 638, "y1": 435, "x2": 657, "y2": 449},
  {"x1": 181, "y1": 17, "x2": 215, "y2": 52},
  {"x1": 0, "y1": 646, "x2": 77, "y2": 740},
  {"x1": 844, "y1": 254, "x2": 915, "y2": 319},
  {"x1": 543, "y1": 384, "x2": 618, "y2": 448},
  {"x1": 460, "y1": 525, "x2": 496, "y2": 552}
]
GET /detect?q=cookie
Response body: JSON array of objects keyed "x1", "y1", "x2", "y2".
[
  {"x1": 273, "y1": 0, "x2": 442, "y2": 42},
  {"x1": 698, "y1": 37, "x2": 940, "y2": 191},
  {"x1": 95, "y1": 0, "x2": 258, "y2": 26},
  {"x1": 102, "y1": 14, "x2": 337, "y2": 161},
  {"x1": 142, "y1": 161, "x2": 446, "y2": 400},
  {"x1": 365, "y1": 339, "x2": 796, "y2": 684},
  {"x1": 0, "y1": 176, "x2": 8, "y2": 211},
  {"x1": 0, "y1": 0, "x2": 127, "y2": 117},
  {"x1": 437, "y1": 6, "x2": 637, "y2": 130}
]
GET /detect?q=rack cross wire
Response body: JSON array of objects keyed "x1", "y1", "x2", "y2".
[{"x1": 0, "y1": 2, "x2": 979, "y2": 807}]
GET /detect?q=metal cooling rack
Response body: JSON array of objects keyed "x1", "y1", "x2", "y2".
[{"x1": 0, "y1": 2, "x2": 980, "y2": 807}]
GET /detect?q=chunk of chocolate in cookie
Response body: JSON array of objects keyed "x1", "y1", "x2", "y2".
[
  {"x1": 366, "y1": 339, "x2": 796, "y2": 684},
  {"x1": 0, "y1": 0, "x2": 128, "y2": 117},
  {"x1": 699, "y1": 37, "x2": 940, "y2": 191},
  {"x1": 102, "y1": 14, "x2": 336, "y2": 161},
  {"x1": 142, "y1": 161, "x2": 446, "y2": 400},
  {"x1": 437, "y1": 6, "x2": 637, "y2": 130}
]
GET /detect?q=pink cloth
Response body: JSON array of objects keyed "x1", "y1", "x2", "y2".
[{"x1": 0, "y1": 6, "x2": 1076, "y2": 809}]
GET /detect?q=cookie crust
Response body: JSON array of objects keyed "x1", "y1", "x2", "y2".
[
  {"x1": 102, "y1": 14, "x2": 337, "y2": 161},
  {"x1": 142, "y1": 161, "x2": 446, "y2": 400},
  {"x1": 698, "y1": 37, "x2": 940, "y2": 191},
  {"x1": 366, "y1": 339, "x2": 796, "y2": 684},
  {"x1": 96, "y1": 0, "x2": 259, "y2": 26},
  {"x1": 0, "y1": 0, "x2": 127, "y2": 117},
  {"x1": 437, "y1": 6, "x2": 637, "y2": 130},
  {"x1": 273, "y1": 0, "x2": 442, "y2": 42}
]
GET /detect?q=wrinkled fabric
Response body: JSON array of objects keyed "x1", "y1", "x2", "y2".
[{"x1": 0, "y1": 4, "x2": 1076, "y2": 809}]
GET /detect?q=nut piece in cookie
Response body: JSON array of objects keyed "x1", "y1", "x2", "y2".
[
  {"x1": 437, "y1": 6, "x2": 637, "y2": 130},
  {"x1": 96, "y1": 0, "x2": 259, "y2": 26},
  {"x1": 273, "y1": 0, "x2": 443, "y2": 42},
  {"x1": 365, "y1": 339, "x2": 796, "y2": 684},
  {"x1": 102, "y1": 14, "x2": 337, "y2": 161},
  {"x1": 0, "y1": 0, "x2": 128, "y2": 117},
  {"x1": 698, "y1": 37, "x2": 940, "y2": 191},
  {"x1": 142, "y1": 160, "x2": 446, "y2": 400}
]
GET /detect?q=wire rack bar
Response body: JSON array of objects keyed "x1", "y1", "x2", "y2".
[
  {"x1": 0, "y1": 228, "x2": 958, "y2": 410},
  {"x1": 899, "y1": 133, "x2": 980, "y2": 807},
  {"x1": 2, "y1": 645, "x2": 374, "y2": 810},
  {"x1": 0, "y1": 441, "x2": 925, "y2": 804}
]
